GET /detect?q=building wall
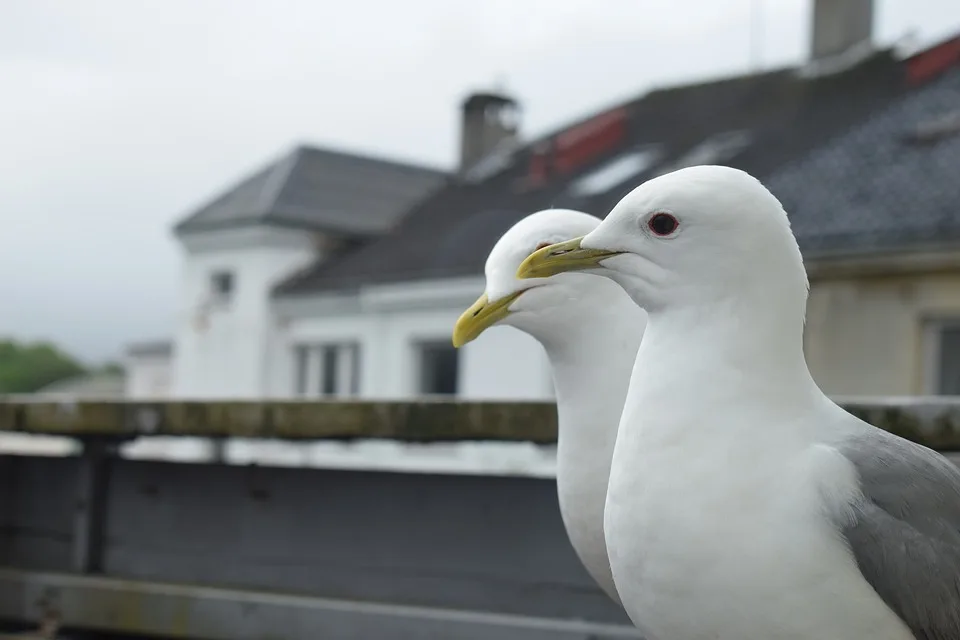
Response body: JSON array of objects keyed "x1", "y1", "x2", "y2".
[
  {"x1": 278, "y1": 277, "x2": 553, "y2": 400},
  {"x1": 125, "y1": 353, "x2": 173, "y2": 399},
  {"x1": 171, "y1": 226, "x2": 319, "y2": 398},
  {"x1": 805, "y1": 269, "x2": 960, "y2": 396},
  {"x1": 156, "y1": 246, "x2": 960, "y2": 402}
]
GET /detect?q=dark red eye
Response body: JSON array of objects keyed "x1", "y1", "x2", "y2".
[{"x1": 647, "y1": 213, "x2": 678, "y2": 236}]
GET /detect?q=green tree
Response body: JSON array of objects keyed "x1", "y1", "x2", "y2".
[
  {"x1": 97, "y1": 361, "x2": 124, "y2": 375},
  {"x1": 0, "y1": 339, "x2": 88, "y2": 393}
]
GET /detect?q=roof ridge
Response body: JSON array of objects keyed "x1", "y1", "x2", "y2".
[
  {"x1": 254, "y1": 146, "x2": 303, "y2": 217},
  {"x1": 171, "y1": 147, "x2": 293, "y2": 235},
  {"x1": 295, "y1": 142, "x2": 449, "y2": 175},
  {"x1": 517, "y1": 50, "x2": 897, "y2": 155}
]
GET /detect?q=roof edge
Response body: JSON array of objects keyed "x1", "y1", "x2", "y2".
[
  {"x1": 125, "y1": 340, "x2": 174, "y2": 358},
  {"x1": 171, "y1": 146, "x2": 298, "y2": 236},
  {"x1": 516, "y1": 47, "x2": 898, "y2": 155},
  {"x1": 806, "y1": 243, "x2": 960, "y2": 279},
  {"x1": 292, "y1": 142, "x2": 451, "y2": 176}
]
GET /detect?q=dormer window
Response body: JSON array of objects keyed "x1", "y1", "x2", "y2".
[
  {"x1": 210, "y1": 270, "x2": 234, "y2": 303},
  {"x1": 904, "y1": 109, "x2": 960, "y2": 145}
]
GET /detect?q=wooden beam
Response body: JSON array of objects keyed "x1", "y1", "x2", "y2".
[
  {"x1": 2, "y1": 398, "x2": 960, "y2": 450},
  {"x1": 0, "y1": 400, "x2": 559, "y2": 443}
]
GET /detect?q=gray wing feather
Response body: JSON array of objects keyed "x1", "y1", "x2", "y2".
[{"x1": 837, "y1": 427, "x2": 960, "y2": 640}]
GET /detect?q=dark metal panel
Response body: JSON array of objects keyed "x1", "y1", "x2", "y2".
[
  {"x1": 0, "y1": 456, "x2": 74, "y2": 571},
  {"x1": 103, "y1": 460, "x2": 629, "y2": 624},
  {"x1": 1, "y1": 456, "x2": 630, "y2": 625},
  {"x1": 0, "y1": 456, "x2": 14, "y2": 566},
  {"x1": 72, "y1": 442, "x2": 113, "y2": 573},
  {"x1": 0, "y1": 568, "x2": 643, "y2": 640}
]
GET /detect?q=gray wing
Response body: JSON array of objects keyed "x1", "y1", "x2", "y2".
[{"x1": 836, "y1": 427, "x2": 960, "y2": 639}]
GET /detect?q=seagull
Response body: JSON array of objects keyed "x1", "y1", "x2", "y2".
[
  {"x1": 515, "y1": 165, "x2": 960, "y2": 640},
  {"x1": 452, "y1": 208, "x2": 647, "y2": 606}
]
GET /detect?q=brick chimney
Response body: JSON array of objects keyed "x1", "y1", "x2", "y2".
[
  {"x1": 458, "y1": 91, "x2": 520, "y2": 175},
  {"x1": 810, "y1": 0, "x2": 874, "y2": 61}
]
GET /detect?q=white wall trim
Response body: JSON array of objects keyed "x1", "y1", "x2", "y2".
[
  {"x1": 807, "y1": 248, "x2": 960, "y2": 280},
  {"x1": 273, "y1": 275, "x2": 485, "y2": 318},
  {"x1": 179, "y1": 225, "x2": 322, "y2": 254},
  {"x1": 919, "y1": 314, "x2": 960, "y2": 395},
  {"x1": 360, "y1": 276, "x2": 484, "y2": 312},
  {"x1": 273, "y1": 292, "x2": 362, "y2": 319}
]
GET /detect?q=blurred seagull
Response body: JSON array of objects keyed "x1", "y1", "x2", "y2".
[{"x1": 453, "y1": 208, "x2": 646, "y2": 606}]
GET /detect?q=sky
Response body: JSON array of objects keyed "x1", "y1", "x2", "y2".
[{"x1": 1, "y1": 0, "x2": 958, "y2": 363}]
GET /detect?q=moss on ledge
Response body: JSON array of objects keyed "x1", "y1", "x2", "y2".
[
  {"x1": 0, "y1": 400, "x2": 559, "y2": 443},
  {"x1": 2, "y1": 398, "x2": 960, "y2": 450}
]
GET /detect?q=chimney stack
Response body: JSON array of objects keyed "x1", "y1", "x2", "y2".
[
  {"x1": 458, "y1": 91, "x2": 520, "y2": 175},
  {"x1": 810, "y1": 0, "x2": 874, "y2": 62}
]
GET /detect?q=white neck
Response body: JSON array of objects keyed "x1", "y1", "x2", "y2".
[
  {"x1": 532, "y1": 300, "x2": 644, "y2": 605},
  {"x1": 620, "y1": 294, "x2": 824, "y2": 457}
]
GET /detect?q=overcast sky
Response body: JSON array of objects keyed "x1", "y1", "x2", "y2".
[{"x1": 1, "y1": 0, "x2": 957, "y2": 363}]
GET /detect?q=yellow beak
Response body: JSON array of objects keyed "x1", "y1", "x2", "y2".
[
  {"x1": 452, "y1": 291, "x2": 523, "y2": 348},
  {"x1": 516, "y1": 236, "x2": 623, "y2": 280}
]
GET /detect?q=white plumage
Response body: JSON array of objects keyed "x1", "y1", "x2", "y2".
[
  {"x1": 516, "y1": 165, "x2": 960, "y2": 639},
  {"x1": 452, "y1": 208, "x2": 646, "y2": 606}
]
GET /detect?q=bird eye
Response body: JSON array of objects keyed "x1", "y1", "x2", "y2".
[
  {"x1": 534, "y1": 241, "x2": 553, "y2": 251},
  {"x1": 647, "y1": 213, "x2": 679, "y2": 237}
]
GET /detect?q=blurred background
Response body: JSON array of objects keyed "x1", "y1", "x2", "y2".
[
  {"x1": 1, "y1": 1, "x2": 959, "y2": 637},
  {"x1": 3, "y1": 0, "x2": 960, "y2": 462}
]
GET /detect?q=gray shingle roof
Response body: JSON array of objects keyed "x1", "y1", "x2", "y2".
[
  {"x1": 125, "y1": 340, "x2": 173, "y2": 357},
  {"x1": 771, "y1": 64, "x2": 960, "y2": 258},
  {"x1": 173, "y1": 145, "x2": 448, "y2": 236},
  {"x1": 274, "y1": 49, "x2": 913, "y2": 295},
  {"x1": 35, "y1": 372, "x2": 126, "y2": 398}
]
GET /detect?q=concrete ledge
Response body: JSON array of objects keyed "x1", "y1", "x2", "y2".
[
  {"x1": 0, "y1": 568, "x2": 643, "y2": 640},
  {"x1": 1, "y1": 398, "x2": 960, "y2": 450},
  {"x1": 0, "y1": 399, "x2": 558, "y2": 443}
]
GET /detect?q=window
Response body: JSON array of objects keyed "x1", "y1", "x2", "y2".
[
  {"x1": 656, "y1": 130, "x2": 754, "y2": 176},
  {"x1": 295, "y1": 346, "x2": 309, "y2": 396},
  {"x1": 568, "y1": 146, "x2": 662, "y2": 196},
  {"x1": 293, "y1": 343, "x2": 361, "y2": 398},
  {"x1": 416, "y1": 341, "x2": 459, "y2": 396},
  {"x1": 928, "y1": 321, "x2": 960, "y2": 395},
  {"x1": 210, "y1": 270, "x2": 234, "y2": 302},
  {"x1": 906, "y1": 109, "x2": 960, "y2": 145}
]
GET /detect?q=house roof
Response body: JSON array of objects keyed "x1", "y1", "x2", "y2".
[
  {"x1": 770, "y1": 61, "x2": 960, "y2": 258},
  {"x1": 125, "y1": 340, "x2": 174, "y2": 358},
  {"x1": 35, "y1": 372, "x2": 126, "y2": 398},
  {"x1": 275, "y1": 47, "x2": 920, "y2": 297},
  {"x1": 172, "y1": 145, "x2": 448, "y2": 237}
]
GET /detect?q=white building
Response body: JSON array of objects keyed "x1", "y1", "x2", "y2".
[
  {"x1": 127, "y1": 91, "x2": 556, "y2": 401},
  {"x1": 127, "y1": 0, "x2": 920, "y2": 405}
]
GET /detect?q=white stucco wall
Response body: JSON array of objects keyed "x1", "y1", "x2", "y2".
[
  {"x1": 156, "y1": 231, "x2": 555, "y2": 402},
  {"x1": 125, "y1": 351, "x2": 173, "y2": 399},
  {"x1": 118, "y1": 274, "x2": 558, "y2": 477},
  {"x1": 172, "y1": 225, "x2": 320, "y2": 398},
  {"x1": 458, "y1": 325, "x2": 553, "y2": 400},
  {"x1": 277, "y1": 276, "x2": 554, "y2": 400}
]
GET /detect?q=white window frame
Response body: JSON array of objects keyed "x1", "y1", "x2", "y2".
[
  {"x1": 568, "y1": 145, "x2": 662, "y2": 196},
  {"x1": 413, "y1": 339, "x2": 460, "y2": 396},
  {"x1": 922, "y1": 317, "x2": 960, "y2": 395},
  {"x1": 294, "y1": 342, "x2": 361, "y2": 398}
]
